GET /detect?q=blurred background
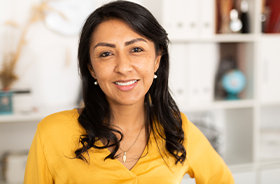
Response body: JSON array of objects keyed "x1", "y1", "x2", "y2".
[{"x1": 0, "y1": 0, "x2": 280, "y2": 183}]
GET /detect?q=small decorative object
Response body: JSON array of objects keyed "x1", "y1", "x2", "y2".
[
  {"x1": 214, "y1": 56, "x2": 238, "y2": 99},
  {"x1": 0, "y1": 91, "x2": 13, "y2": 114},
  {"x1": 0, "y1": 53, "x2": 17, "y2": 114},
  {"x1": 229, "y1": 9, "x2": 242, "y2": 33},
  {"x1": 222, "y1": 69, "x2": 246, "y2": 100}
]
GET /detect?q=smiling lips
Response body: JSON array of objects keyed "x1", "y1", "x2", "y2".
[
  {"x1": 114, "y1": 79, "x2": 138, "y2": 91},
  {"x1": 115, "y1": 80, "x2": 137, "y2": 86}
]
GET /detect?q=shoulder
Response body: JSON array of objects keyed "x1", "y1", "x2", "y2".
[
  {"x1": 180, "y1": 112, "x2": 208, "y2": 148},
  {"x1": 37, "y1": 109, "x2": 84, "y2": 140},
  {"x1": 180, "y1": 112, "x2": 195, "y2": 135},
  {"x1": 29, "y1": 109, "x2": 85, "y2": 173},
  {"x1": 35, "y1": 109, "x2": 84, "y2": 158},
  {"x1": 38, "y1": 109, "x2": 79, "y2": 128}
]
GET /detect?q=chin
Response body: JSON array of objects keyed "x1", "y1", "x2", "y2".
[
  {"x1": 113, "y1": 96, "x2": 145, "y2": 106},
  {"x1": 117, "y1": 100, "x2": 142, "y2": 106}
]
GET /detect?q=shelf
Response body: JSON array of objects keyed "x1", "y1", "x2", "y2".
[
  {"x1": 260, "y1": 34, "x2": 280, "y2": 38},
  {"x1": 170, "y1": 34, "x2": 257, "y2": 43},
  {"x1": 180, "y1": 99, "x2": 255, "y2": 112},
  {"x1": 0, "y1": 112, "x2": 47, "y2": 124},
  {"x1": 213, "y1": 34, "x2": 257, "y2": 42},
  {"x1": 260, "y1": 102, "x2": 280, "y2": 107},
  {"x1": 257, "y1": 159, "x2": 280, "y2": 168},
  {"x1": 258, "y1": 159, "x2": 280, "y2": 166},
  {"x1": 0, "y1": 105, "x2": 78, "y2": 124},
  {"x1": 229, "y1": 160, "x2": 280, "y2": 173},
  {"x1": 229, "y1": 162, "x2": 256, "y2": 172}
]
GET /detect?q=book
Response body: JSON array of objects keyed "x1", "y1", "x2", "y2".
[{"x1": 265, "y1": 0, "x2": 280, "y2": 33}]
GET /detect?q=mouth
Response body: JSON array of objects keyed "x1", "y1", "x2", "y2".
[{"x1": 114, "y1": 80, "x2": 138, "y2": 86}]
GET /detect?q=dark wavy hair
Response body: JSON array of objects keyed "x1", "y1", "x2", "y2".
[{"x1": 76, "y1": 0, "x2": 186, "y2": 164}]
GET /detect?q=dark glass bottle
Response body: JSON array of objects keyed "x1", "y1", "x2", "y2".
[{"x1": 241, "y1": 0, "x2": 250, "y2": 33}]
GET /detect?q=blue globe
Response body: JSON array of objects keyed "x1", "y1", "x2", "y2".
[{"x1": 222, "y1": 70, "x2": 246, "y2": 99}]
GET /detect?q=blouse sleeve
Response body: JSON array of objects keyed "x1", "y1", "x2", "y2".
[
  {"x1": 182, "y1": 113, "x2": 234, "y2": 184},
  {"x1": 24, "y1": 127, "x2": 53, "y2": 184}
]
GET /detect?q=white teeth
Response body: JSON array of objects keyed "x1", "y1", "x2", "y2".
[{"x1": 115, "y1": 80, "x2": 137, "y2": 86}]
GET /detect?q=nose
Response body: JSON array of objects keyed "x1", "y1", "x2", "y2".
[{"x1": 114, "y1": 52, "x2": 133, "y2": 74}]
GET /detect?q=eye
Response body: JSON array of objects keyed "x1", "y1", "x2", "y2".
[
  {"x1": 99, "y1": 52, "x2": 112, "y2": 57},
  {"x1": 131, "y1": 47, "x2": 143, "y2": 53}
]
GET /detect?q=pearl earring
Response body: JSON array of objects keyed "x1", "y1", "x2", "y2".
[
  {"x1": 94, "y1": 81, "x2": 98, "y2": 85},
  {"x1": 154, "y1": 74, "x2": 157, "y2": 79}
]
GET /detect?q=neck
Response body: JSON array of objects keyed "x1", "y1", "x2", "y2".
[{"x1": 110, "y1": 102, "x2": 146, "y2": 132}]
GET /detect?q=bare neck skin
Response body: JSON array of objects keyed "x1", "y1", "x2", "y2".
[{"x1": 110, "y1": 99, "x2": 146, "y2": 133}]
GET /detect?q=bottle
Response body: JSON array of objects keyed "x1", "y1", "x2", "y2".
[{"x1": 240, "y1": 0, "x2": 250, "y2": 33}]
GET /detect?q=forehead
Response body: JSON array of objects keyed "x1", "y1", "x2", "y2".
[{"x1": 90, "y1": 19, "x2": 148, "y2": 44}]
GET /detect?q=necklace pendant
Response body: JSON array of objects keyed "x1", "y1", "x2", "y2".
[{"x1": 123, "y1": 152, "x2": 127, "y2": 163}]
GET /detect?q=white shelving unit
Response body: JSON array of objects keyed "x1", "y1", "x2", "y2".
[
  {"x1": 1, "y1": 0, "x2": 280, "y2": 183},
  {"x1": 142, "y1": 0, "x2": 280, "y2": 183}
]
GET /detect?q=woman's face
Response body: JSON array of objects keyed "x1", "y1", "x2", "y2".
[{"x1": 89, "y1": 19, "x2": 161, "y2": 107}]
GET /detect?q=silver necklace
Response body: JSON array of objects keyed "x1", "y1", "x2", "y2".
[{"x1": 119, "y1": 125, "x2": 144, "y2": 163}]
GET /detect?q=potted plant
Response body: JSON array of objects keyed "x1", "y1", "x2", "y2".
[
  {"x1": 0, "y1": 1, "x2": 55, "y2": 114},
  {"x1": 0, "y1": 50, "x2": 17, "y2": 114}
]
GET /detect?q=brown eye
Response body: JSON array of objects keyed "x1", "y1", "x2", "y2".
[
  {"x1": 131, "y1": 47, "x2": 143, "y2": 53},
  {"x1": 100, "y1": 52, "x2": 112, "y2": 57}
]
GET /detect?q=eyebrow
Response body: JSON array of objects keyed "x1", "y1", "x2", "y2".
[
  {"x1": 125, "y1": 38, "x2": 147, "y2": 46},
  {"x1": 93, "y1": 42, "x2": 115, "y2": 49},
  {"x1": 93, "y1": 38, "x2": 147, "y2": 49}
]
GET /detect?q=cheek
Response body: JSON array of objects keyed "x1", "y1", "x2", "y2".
[
  {"x1": 136, "y1": 64, "x2": 154, "y2": 76},
  {"x1": 92, "y1": 63, "x2": 109, "y2": 79},
  {"x1": 142, "y1": 56, "x2": 156, "y2": 74}
]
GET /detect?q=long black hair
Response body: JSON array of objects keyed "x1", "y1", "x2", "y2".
[{"x1": 76, "y1": 0, "x2": 186, "y2": 164}]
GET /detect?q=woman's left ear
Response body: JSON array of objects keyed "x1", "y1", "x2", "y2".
[{"x1": 154, "y1": 54, "x2": 161, "y2": 72}]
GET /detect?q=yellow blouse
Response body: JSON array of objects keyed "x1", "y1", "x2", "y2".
[{"x1": 24, "y1": 109, "x2": 234, "y2": 184}]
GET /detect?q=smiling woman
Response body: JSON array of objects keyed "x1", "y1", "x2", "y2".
[{"x1": 24, "y1": 1, "x2": 234, "y2": 184}]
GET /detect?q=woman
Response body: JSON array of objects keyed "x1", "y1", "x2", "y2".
[{"x1": 24, "y1": 1, "x2": 234, "y2": 183}]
